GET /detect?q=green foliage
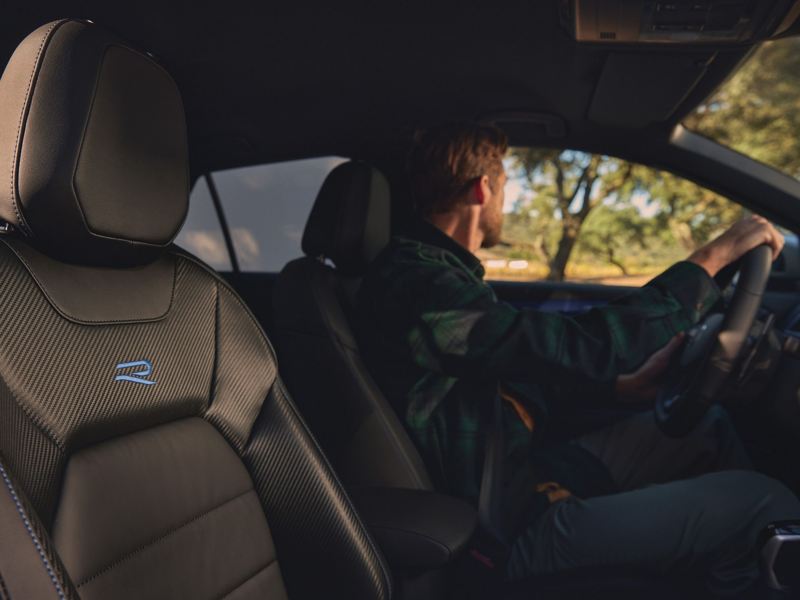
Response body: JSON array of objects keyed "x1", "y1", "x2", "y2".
[
  {"x1": 499, "y1": 151, "x2": 744, "y2": 281},
  {"x1": 684, "y1": 38, "x2": 800, "y2": 179},
  {"x1": 494, "y1": 37, "x2": 797, "y2": 282}
]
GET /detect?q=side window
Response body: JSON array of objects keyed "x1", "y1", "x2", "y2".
[
  {"x1": 210, "y1": 157, "x2": 346, "y2": 272},
  {"x1": 175, "y1": 177, "x2": 232, "y2": 271},
  {"x1": 480, "y1": 148, "x2": 744, "y2": 285}
]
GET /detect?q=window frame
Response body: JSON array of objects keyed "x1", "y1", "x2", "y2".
[
  {"x1": 204, "y1": 172, "x2": 240, "y2": 273},
  {"x1": 180, "y1": 157, "x2": 346, "y2": 274}
]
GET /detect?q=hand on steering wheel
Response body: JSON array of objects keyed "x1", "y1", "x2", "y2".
[{"x1": 655, "y1": 245, "x2": 773, "y2": 437}]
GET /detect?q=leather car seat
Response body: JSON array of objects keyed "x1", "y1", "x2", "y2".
[
  {"x1": 0, "y1": 19, "x2": 391, "y2": 600},
  {"x1": 273, "y1": 162, "x2": 432, "y2": 492}
]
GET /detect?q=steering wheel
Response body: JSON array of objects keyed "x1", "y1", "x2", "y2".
[{"x1": 655, "y1": 245, "x2": 773, "y2": 437}]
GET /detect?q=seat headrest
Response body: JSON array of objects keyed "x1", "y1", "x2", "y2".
[
  {"x1": 0, "y1": 20, "x2": 188, "y2": 266},
  {"x1": 302, "y1": 161, "x2": 390, "y2": 276}
]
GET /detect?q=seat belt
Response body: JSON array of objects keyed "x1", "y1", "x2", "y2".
[
  {"x1": 461, "y1": 391, "x2": 512, "y2": 596},
  {"x1": 478, "y1": 390, "x2": 507, "y2": 543},
  {"x1": 0, "y1": 459, "x2": 71, "y2": 600}
]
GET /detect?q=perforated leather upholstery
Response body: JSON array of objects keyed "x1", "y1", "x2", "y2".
[
  {"x1": 0, "y1": 20, "x2": 391, "y2": 600},
  {"x1": 274, "y1": 162, "x2": 432, "y2": 492}
]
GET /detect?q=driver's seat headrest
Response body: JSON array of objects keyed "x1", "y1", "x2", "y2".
[
  {"x1": 301, "y1": 161, "x2": 390, "y2": 276},
  {"x1": 0, "y1": 19, "x2": 188, "y2": 267}
]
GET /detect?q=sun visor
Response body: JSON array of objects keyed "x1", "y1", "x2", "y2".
[
  {"x1": 588, "y1": 53, "x2": 710, "y2": 128},
  {"x1": 479, "y1": 112, "x2": 567, "y2": 143}
]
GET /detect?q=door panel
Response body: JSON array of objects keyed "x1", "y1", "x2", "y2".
[
  {"x1": 489, "y1": 280, "x2": 630, "y2": 312},
  {"x1": 491, "y1": 268, "x2": 800, "y2": 323}
]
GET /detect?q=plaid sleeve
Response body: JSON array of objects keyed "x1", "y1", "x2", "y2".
[
  {"x1": 406, "y1": 259, "x2": 722, "y2": 388},
  {"x1": 645, "y1": 260, "x2": 721, "y2": 322}
]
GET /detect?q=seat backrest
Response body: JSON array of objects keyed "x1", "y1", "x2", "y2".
[
  {"x1": 273, "y1": 162, "x2": 432, "y2": 491},
  {"x1": 0, "y1": 20, "x2": 390, "y2": 600}
]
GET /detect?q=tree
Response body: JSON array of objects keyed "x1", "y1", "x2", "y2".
[
  {"x1": 632, "y1": 168, "x2": 743, "y2": 252},
  {"x1": 509, "y1": 149, "x2": 633, "y2": 280},
  {"x1": 576, "y1": 205, "x2": 648, "y2": 276},
  {"x1": 502, "y1": 150, "x2": 742, "y2": 282},
  {"x1": 683, "y1": 38, "x2": 800, "y2": 179}
]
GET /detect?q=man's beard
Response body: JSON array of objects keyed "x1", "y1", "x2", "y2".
[{"x1": 480, "y1": 208, "x2": 504, "y2": 248}]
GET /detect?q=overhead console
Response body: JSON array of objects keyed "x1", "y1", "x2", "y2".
[{"x1": 569, "y1": 0, "x2": 800, "y2": 44}]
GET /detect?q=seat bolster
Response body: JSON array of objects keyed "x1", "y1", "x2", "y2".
[
  {"x1": 243, "y1": 379, "x2": 393, "y2": 600},
  {"x1": 274, "y1": 257, "x2": 433, "y2": 491},
  {"x1": 0, "y1": 457, "x2": 79, "y2": 600}
]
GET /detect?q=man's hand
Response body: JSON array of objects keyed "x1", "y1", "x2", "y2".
[
  {"x1": 615, "y1": 334, "x2": 685, "y2": 403},
  {"x1": 688, "y1": 215, "x2": 784, "y2": 277}
]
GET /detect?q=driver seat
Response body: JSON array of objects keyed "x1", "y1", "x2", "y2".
[
  {"x1": 273, "y1": 162, "x2": 433, "y2": 492},
  {"x1": 0, "y1": 20, "x2": 390, "y2": 600}
]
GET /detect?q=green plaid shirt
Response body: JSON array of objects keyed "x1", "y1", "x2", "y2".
[{"x1": 355, "y1": 220, "x2": 720, "y2": 509}]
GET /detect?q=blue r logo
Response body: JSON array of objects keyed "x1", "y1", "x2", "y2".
[{"x1": 115, "y1": 360, "x2": 156, "y2": 385}]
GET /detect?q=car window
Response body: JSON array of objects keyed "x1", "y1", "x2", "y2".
[
  {"x1": 683, "y1": 37, "x2": 800, "y2": 181},
  {"x1": 210, "y1": 157, "x2": 346, "y2": 272},
  {"x1": 480, "y1": 148, "x2": 743, "y2": 285},
  {"x1": 175, "y1": 177, "x2": 232, "y2": 271}
]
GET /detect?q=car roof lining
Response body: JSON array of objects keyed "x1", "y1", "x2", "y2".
[{"x1": 3, "y1": 3, "x2": 782, "y2": 174}]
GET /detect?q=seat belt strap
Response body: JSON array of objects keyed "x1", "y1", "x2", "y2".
[{"x1": 478, "y1": 390, "x2": 508, "y2": 544}]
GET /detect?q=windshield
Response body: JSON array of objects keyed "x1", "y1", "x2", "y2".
[{"x1": 683, "y1": 37, "x2": 800, "y2": 180}]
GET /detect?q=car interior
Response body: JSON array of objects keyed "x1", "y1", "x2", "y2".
[{"x1": 2, "y1": 2, "x2": 800, "y2": 599}]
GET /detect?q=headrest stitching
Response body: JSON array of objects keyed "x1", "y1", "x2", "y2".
[{"x1": 9, "y1": 20, "x2": 65, "y2": 236}]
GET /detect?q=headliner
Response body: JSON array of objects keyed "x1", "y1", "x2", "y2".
[{"x1": 1, "y1": 3, "x2": 785, "y2": 174}]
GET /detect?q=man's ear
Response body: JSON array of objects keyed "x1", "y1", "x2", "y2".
[
  {"x1": 472, "y1": 175, "x2": 492, "y2": 206},
  {"x1": 473, "y1": 179, "x2": 484, "y2": 205},
  {"x1": 474, "y1": 176, "x2": 490, "y2": 205}
]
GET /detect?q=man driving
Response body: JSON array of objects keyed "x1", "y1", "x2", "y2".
[{"x1": 355, "y1": 122, "x2": 800, "y2": 596}]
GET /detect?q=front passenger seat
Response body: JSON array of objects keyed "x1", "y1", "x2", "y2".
[{"x1": 0, "y1": 20, "x2": 390, "y2": 600}]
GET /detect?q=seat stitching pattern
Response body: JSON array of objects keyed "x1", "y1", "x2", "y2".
[
  {"x1": 213, "y1": 559, "x2": 277, "y2": 600},
  {"x1": 0, "y1": 239, "x2": 178, "y2": 326},
  {"x1": 0, "y1": 462, "x2": 66, "y2": 600},
  {"x1": 0, "y1": 570, "x2": 11, "y2": 600},
  {"x1": 207, "y1": 277, "x2": 220, "y2": 410},
  {"x1": 9, "y1": 20, "x2": 65, "y2": 236},
  {"x1": 76, "y1": 487, "x2": 255, "y2": 589}
]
